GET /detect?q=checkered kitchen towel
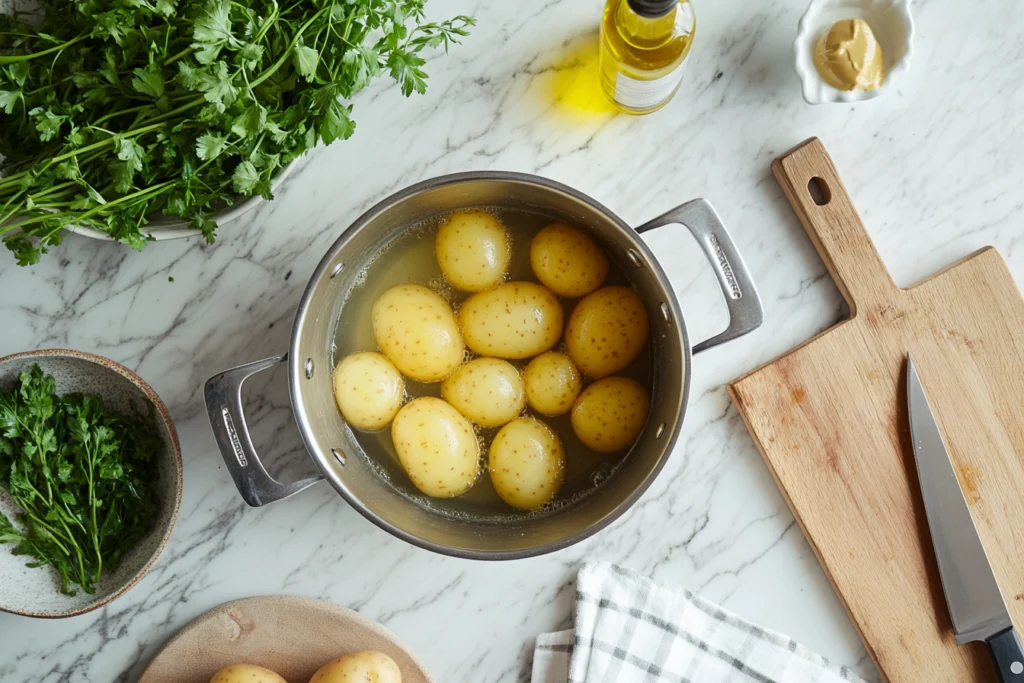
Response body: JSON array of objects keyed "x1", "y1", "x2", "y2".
[{"x1": 532, "y1": 563, "x2": 868, "y2": 683}]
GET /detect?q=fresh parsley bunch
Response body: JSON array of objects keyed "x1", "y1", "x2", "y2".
[
  {"x1": 0, "y1": 365, "x2": 160, "y2": 595},
  {"x1": 0, "y1": 0, "x2": 473, "y2": 265}
]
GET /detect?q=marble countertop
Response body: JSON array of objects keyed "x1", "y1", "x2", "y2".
[{"x1": 2, "y1": 0, "x2": 1023, "y2": 680}]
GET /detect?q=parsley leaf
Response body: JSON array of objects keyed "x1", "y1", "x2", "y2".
[
  {"x1": 131, "y1": 65, "x2": 165, "y2": 99},
  {"x1": 292, "y1": 41, "x2": 319, "y2": 81},
  {"x1": 231, "y1": 160, "x2": 259, "y2": 193},
  {"x1": 196, "y1": 132, "x2": 228, "y2": 160},
  {"x1": 231, "y1": 104, "x2": 267, "y2": 138},
  {"x1": 320, "y1": 100, "x2": 355, "y2": 145},
  {"x1": 0, "y1": 90, "x2": 21, "y2": 115},
  {"x1": 192, "y1": 0, "x2": 236, "y2": 65},
  {"x1": 387, "y1": 50, "x2": 428, "y2": 96}
]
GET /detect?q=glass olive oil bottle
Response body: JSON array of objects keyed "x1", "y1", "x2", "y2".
[{"x1": 599, "y1": 0, "x2": 696, "y2": 114}]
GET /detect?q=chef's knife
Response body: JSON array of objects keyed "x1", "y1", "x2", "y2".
[{"x1": 907, "y1": 355, "x2": 1024, "y2": 682}]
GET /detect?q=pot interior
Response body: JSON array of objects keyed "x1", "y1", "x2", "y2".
[{"x1": 291, "y1": 175, "x2": 687, "y2": 558}]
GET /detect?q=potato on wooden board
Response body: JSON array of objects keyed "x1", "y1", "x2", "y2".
[
  {"x1": 435, "y1": 209, "x2": 511, "y2": 292},
  {"x1": 564, "y1": 286, "x2": 649, "y2": 378},
  {"x1": 571, "y1": 376, "x2": 650, "y2": 453},
  {"x1": 441, "y1": 357, "x2": 525, "y2": 427},
  {"x1": 332, "y1": 352, "x2": 405, "y2": 431},
  {"x1": 459, "y1": 282, "x2": 563, "y2": 359},
  {"x1": 529, "y1": 223, "x2": 609, "y2": 298},
  {"x1": 489, "y1": 417, "x2": 565, "y2": 510},
  {"x1": 309, "y1": 650, "x2": 402, "y2": 683},
  {"x1": 523, "y1": 351, "x2": 581, "y2": 417},
  {"x1": 391, "y1": 397, "x2": 480, "y2": 498},
  {"x1": 371, "y1": 284, "x2": 464, "y2": 382},
  {"x1": 210, "y1": 664, "x2": 287, "y2": 683}
]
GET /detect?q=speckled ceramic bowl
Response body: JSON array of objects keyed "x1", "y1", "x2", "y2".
[{"x1": 0, "y1": 349, "x2": 182, "y2": 618}]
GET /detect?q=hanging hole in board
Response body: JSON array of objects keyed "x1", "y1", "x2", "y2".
[{"x1": 808, "y1": 177, "x2": 831, "y2": 206}]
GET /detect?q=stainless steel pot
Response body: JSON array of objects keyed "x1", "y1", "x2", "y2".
[{"x1": 204, "y1": 172, "x2": 763, "y2": 559}]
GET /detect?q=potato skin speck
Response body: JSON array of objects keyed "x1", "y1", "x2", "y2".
[{"x1": 571, "y1": 376, "x2": 650, "y2": 453}]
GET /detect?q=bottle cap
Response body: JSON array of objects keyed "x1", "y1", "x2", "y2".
[{"x1": 627, "y1": 0, "x2": 676, "y2": 17}]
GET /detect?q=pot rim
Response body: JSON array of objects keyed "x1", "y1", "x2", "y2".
[{"x1": 288, "y1": 171, "x2": 691, "y2": 560}]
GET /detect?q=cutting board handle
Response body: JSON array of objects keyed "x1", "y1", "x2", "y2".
[{"x1": 772, "y1": 138, "x2": 897, "y2": 312}]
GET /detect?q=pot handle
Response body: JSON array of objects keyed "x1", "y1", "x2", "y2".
[
  {"x1": 636, "y1": 199, "x2": 763, "y2": 354},
  {"x1": 204, "y1": 354, "x2": 324, "y2": 506}
]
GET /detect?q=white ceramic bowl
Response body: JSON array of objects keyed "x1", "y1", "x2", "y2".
[
  {"x1": 69, "y1": 161, "x2": 297, "y2": 241},
  {"x1": 795, "y1": 0, "x2": 914, "y2": 104},
  {"x1": 0, "y1": 350, "x2": 182, "y2": 618}
]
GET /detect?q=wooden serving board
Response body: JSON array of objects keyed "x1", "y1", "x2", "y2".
[
  {"x1": 138, "y1": 596, "x2": 432, "y2": 683},
  {"x1": 728, "y1": 138, "x2": 1024, "y2": 682}
]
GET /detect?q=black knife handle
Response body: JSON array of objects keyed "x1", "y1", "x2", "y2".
[{"x1": 987, "y1": 627, "x2": 1024, "y2": 682}]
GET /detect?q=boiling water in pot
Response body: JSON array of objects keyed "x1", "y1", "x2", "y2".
[{"x1": 332, "y1": 207, "x2": 652, "y2": 522}]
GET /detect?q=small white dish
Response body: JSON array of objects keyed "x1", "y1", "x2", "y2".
[{"x1": 795, "y1": 0, "x2": 914, "y2": 104}]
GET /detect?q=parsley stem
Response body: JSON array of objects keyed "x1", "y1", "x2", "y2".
[
  {"x1": 0, "y1": 33, "x2": 88, "y2": 64},
  {"x1": 0, "y1": 108, "x2": 199, "y2": 191},
  {"x1": 94, "y1": 105, "x2": 153, "y2": 127},
  {"x1": 0, "y1": 180, "x2": 176, "y2": 235},
  {"x1": 249, "y1": 6, "x2": 330, "y2": 88},
  {"x1": 162, "y1": 46, "x2": 193, "y2": 67}
]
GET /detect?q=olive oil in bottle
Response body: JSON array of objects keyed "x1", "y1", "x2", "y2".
[{"x1": 598, "y1": 0, "x2": 695, "y2": 114}]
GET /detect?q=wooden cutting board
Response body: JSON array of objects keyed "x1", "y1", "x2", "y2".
[
  {"x1": 728, "y1": 138, "x2": 1024, "y2": 682},
  {"x1": 138, "y1": 596, "x2": 432, "y2": 683}
]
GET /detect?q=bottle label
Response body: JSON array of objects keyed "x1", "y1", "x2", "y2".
[{"x1": 613, "y1": 63, "x2": 686, "y2": 110}]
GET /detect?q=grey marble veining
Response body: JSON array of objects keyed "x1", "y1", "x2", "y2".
[{"x1": 2, "y1": 0, "x2": 1023, "y2": 681}]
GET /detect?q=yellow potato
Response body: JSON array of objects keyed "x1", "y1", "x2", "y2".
[
  {"x1": 489, "y1": 417, "x2": 565, "y2": 510},
  {"x1": 308, "y1": 651, "x2": 402, "y2": 683},
  {"x1": 332, "y1": 352, "x2": 405, "y2": 431},
  {"x1": 529, "y1": 223, "x2": 609, "y2": 297},
  {"x1": 435, "y1": 209, "x2": 511, "y2": 292},
  {"x1": 441, "y1": 357, "x2": 525, "y2": 427},
  {"x1": 564, "y1": 286, "x2": 649, "y2": 378},
  {"x1": 571, "y1": 376, "x2": 650, "y2": 453},
  {"x1": 459, "y1": 282, "x2": 563, "y2": 359},
  {"x1": 523, "y1": 352, "x2": 581, "y2": 417},
  {"x1": 210, "y1": 665, "x2": 286, "y2": 683},
  {"x1": 391, "y1": 397, "x2": 480, "y2": 498},
  {"x1": 371, "y1": 284, "x2": 464, "y2": 382}
]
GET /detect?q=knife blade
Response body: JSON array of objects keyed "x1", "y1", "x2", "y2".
[{"x1": 907, "y1": 354, "x2": 1024, "y2": 682}]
